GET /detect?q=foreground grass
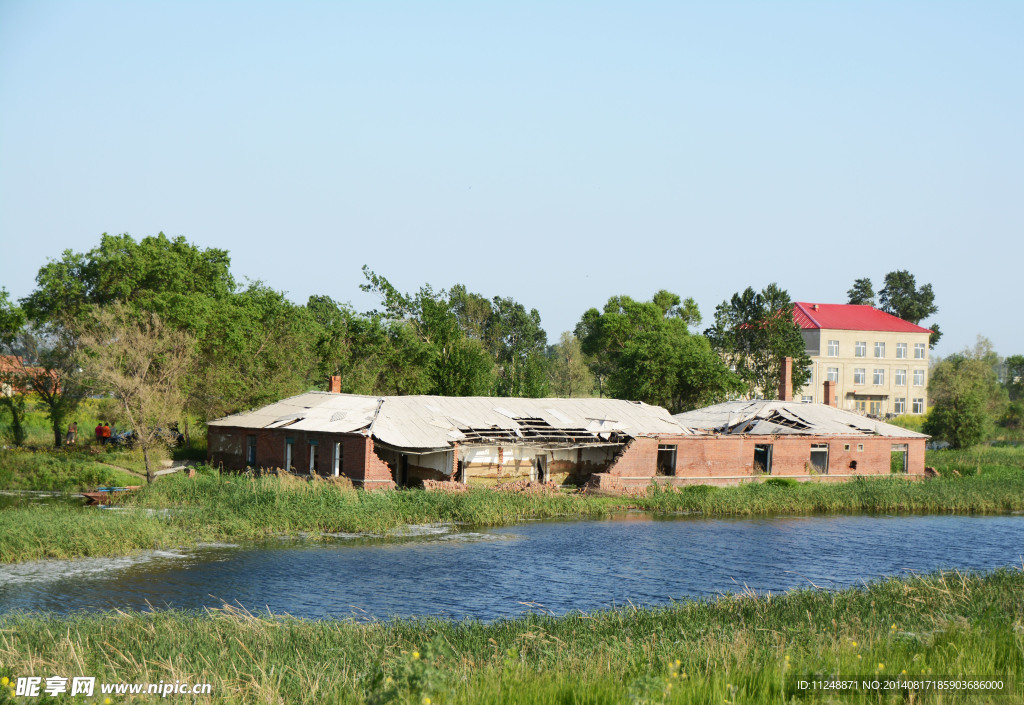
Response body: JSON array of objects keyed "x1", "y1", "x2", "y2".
[
  {"x1": 0, "y1": 569, "x2": 1021, "y2": 704},
  {"x1": 1, "y1": 446, "x2": 1022, "y2": 564}
]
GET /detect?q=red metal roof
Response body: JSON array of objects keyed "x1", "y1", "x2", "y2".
[{"x1": 793, "y1": 302, "x2": 932, "y2": 334}]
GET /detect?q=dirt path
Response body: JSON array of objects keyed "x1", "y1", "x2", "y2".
[{"x1": 93, "y1": 461, "x2": 147, "y2": 479}]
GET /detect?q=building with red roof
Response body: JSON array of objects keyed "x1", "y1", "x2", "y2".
[{"x1": 792, "y1": 303, "x2": 931, "y2": 416}]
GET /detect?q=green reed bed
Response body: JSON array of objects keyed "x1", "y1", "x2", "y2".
[
  {"x1": 1, "y1": 569, "x2": 1020, "y2": 704},
  {"x1": 1, "y1": 446, "x2": 1022, "y2": 564}
]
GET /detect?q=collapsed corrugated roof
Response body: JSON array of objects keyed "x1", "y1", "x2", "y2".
[
  {"x1": 673, "y1": 400, "x2": 927, "y2": 438},
  {"x1": 210, "y1": 393, "x2": 690, "y2": 450}
]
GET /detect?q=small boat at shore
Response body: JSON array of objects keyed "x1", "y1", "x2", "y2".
[{"x1": 80, "y1": 486, "x2": 142, "y2": 506}]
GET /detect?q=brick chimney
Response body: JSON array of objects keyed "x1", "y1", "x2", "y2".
[
  {"x1": 823, "y1": 380, "x2": 837, "y2": 407},
  {"x1": 778, "y1": 356, "x2": 793, "y2": 401},
  {"x1": 328, "y1": 375, "x2": 342, "y2": 393}
]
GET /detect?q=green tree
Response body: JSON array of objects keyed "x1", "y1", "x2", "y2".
[
  {"x1": 705, "y1": 284, "x2": 811, "y2": 399},
  {"x1": 924, "y1": 354, "x2": 1006, "y2": 449},
  {"x1": 485, "y1": 297, "x2": 548, "y2": 397},
  {"x1": 307, "y1": 295, "x2": 390, "y2": 394},
  {"x1": 1004, "y1": 354, "x2": 1024, "y2": 402},
  {"x1": 0, "y1": 289, "x2": 29, "y2": 445},
  {"x1": 846, "y1": 278, "x2": 875, "y2": 306},
  {"x1": 22, "y1": 232, "x2": 234, "y2": 328},
  {"x1": 191, "y1": 283, "x2": 322, "y2": 420},
  {"x1": 20, "y1": 233, "x2": 325, "y2": 424},
  {"x1": 577, "y1": 293, "x2": 740, "y2": 412},
  {"x1": 16, "y1": 326, "x2": 90, "y2": 448},
  {"x1": 878, "y1": 270, "x2": 941, "y2": 346},
  {"x1": 547, "y1": 332, "x2": 595, "y2": 398},
  {"x1": 360, "y1": 268, "x2": 495, "y2": 396}
]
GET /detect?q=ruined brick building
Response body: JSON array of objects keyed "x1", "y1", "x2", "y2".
[{"x1": 208, "y1": 372, "x2": 927, "y2": 491}]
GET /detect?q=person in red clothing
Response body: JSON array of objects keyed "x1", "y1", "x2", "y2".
[
  {"x1": 101, "y1": 423, "x2": 111, "y2": 445},
  {"x1": 95, "y1": 422, "x2": 104, "y2": 445}
]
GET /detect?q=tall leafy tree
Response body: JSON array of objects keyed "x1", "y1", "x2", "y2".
[
  {"x1": 924, "y1": 353, "x2": 1007, "y2": 449},
  {"x1": 577, "y1": 293, "x2": 740, "y2": 412},
  {"x1": 878, "y1": 270, "x2": 941, "y2": 346},
  {"x1": 547, "y1": 332, "x2": 595, "y2": 398},
  {"x1": 486, "y1": 297, "x2": 548, "y2": 397},
  {"x1": 705, "y1": 284, "x2": 811, "y2": 399},
  {"x1": 360, "y1": 268, "x2": 495, "y2": 396},
  {"x1": 16, "y1": 326, "x2": 90, "y2": 448},
  {"x1": 846, "y1": 278, "x2": 875, "y2": 306},
  {"x1": 2, "y1": 289, "x2": 89, "y2": 447},
  {"x1": 22, "y1": 232, "x2": 234, "y2": 328},
  {"x1": 0, "y1": 289, "x2": 29, "y2": 445},
  {"x1": 1004, "y1": 354, "x2": 1024, "y2": 402}
]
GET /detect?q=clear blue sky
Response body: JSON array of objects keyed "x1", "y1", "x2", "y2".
[{"x1": 1, "y1": 1, "x2": 1021, "y2": 357}]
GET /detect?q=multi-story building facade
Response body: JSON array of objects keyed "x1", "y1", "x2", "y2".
[{"x1": 793, "y1": 302, "x2": 931, "y2": 416}]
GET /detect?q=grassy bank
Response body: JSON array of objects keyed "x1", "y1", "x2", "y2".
[
  {"x1": 1, "y1": 446, "x2": 1022, "y2": 564},
  {"x1": 0, "y1": 569, "x2": 1020, "y2": 703},
  {"x1": 0, "y1": 448, "x2": 141, "y2": 492}
]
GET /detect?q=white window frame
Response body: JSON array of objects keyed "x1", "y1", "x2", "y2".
[
  {"x1": 895, "y1": 369, "x2": 906, "y2": 386},
  {"x1": 284, "y1": 438, "x2": 294, "y2": 471},
  {"x1": 896, "y1": 343, "x2": 907, "y2": 359},
  {"x1": 827, "y1": 367, "x2": 839, "y2": 382},
  {"x1": 894, "y1": 398, "x2": 906, "y2": 414},
  {"x1": 333, "y1": 442, "x2": 342, "y2": 476},
  {"x1": 309, "y1": 440, "x2": 319, "y2": 474},
  {"x1": 801, "y1": 395, "x2": 813, "y2": 403},
  {"x1": 874, "y1": 342, "x2": 886, "y2": 358},
  {"x1": 912, "y1": 398, "x2": 925, "y2": 414},
  {"x1": 914, "y1": 343, "x2": 926, "y2": 359},
  {"x1": 853, "y1": 368, "x2": 866, "y2": 384},
  {"x1": 873, "y1": 368, "x2": 885, "y2": 385},
  {"x1": 913, "y1": 369, "x2": 925, "y2": 387},
  {"x1": 827, "y1": 340, "x2": 839, "y2": 357},
  {"x1": 855, "y1": 341, "x2": 867, "y2": 357}
]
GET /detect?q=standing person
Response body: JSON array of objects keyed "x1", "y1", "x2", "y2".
[
  {"x1": 101, "y1": 422, "x2": 111, "y2": 445},
  {"x1": 65, "y1": 421, "x2": 78, "y2": 445},
  {"x1": 95, "y1": 421, "x2": 104, "y2": 445}
]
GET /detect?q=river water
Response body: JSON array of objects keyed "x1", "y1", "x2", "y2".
[{"x1": 1, "y1": 514, "x2": 1022, "y2": 620}]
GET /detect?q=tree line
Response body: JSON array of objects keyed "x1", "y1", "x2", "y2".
[{"x1": 1, "y1": 232, "x2": 1013, "y2": 465}]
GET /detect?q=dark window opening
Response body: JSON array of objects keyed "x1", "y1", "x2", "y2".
[
  {"x1": 810, "y1": 443, "x2": 829, "y2": 474},
  {"x1": 397, "y1": 454, "x2": 409, "y2": 487},
  {"x1": 657, "y1": 444, "x2": 677, "y2": 476},
  {"x1": 246, "y1": 435, "x2": 257, "y2": 466},
  {"x1": 753, "y1": 444, "x2": 773, "y2": 475}
]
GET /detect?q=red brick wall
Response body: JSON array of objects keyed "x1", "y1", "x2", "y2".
[
  {"x1": 207, "y1": 427, "x2": 395, "y2": 490},
  {"x1": 587, "y1": 433, "x2": 926, "y2": 492},
  {"x1": 605, "y1": 437, "x2": 660, "y2": 477}
]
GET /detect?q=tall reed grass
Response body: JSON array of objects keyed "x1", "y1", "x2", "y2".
[
  {"x1": 0, "y1": 569, "x2": 1019, "y2": 703},
  {"x1": 1, "y1": 446, "x2": 1021, "y2": 564}
]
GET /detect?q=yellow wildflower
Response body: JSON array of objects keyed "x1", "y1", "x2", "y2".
[
  {"x1": 412, "y1": 651, "x2": 420, "y2": 660},
  {"x1": 1, "y1": 677, "x2": 8, "y2": 686},
  {"x1": 878, "y1": 664, "x2": 885, "y2": 670},
  {"x1": 851, "y1": 641, "x2": 857, "y2": 647},
  {"x1": 422, "y1": 698, "x2": 432, "y2": 705}
]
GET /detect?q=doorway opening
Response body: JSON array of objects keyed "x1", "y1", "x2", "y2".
[{"x1": 753, "y1": 444, "x2": 773, "y2": 475}]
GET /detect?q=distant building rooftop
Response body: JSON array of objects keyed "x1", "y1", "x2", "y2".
[{"x1": 793, "y1": 302, "x2": 932, "y2": 334}]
